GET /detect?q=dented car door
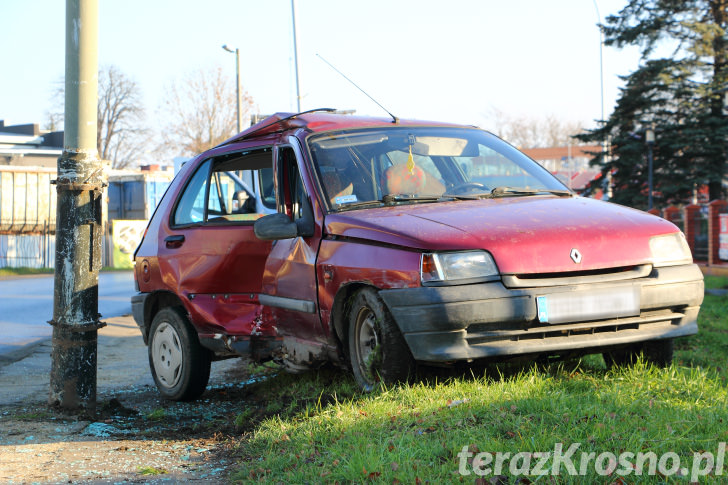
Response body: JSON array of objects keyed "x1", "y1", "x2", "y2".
[{"x1": 259, "y1": 142, "x2": 331, "y2": 367}]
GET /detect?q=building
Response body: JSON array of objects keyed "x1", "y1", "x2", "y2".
[
  {"x1": 522, "y1": 144, "x2": 602, "y2": 193},
  {"x1": 521, "y1": 145, "x2": 601, "y2": 173},
  {"x1": 0, "y1": 121, "x2": 63, "y2": 168}
]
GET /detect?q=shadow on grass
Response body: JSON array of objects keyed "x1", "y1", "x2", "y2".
[{"x1": 232, "y1": 358, "x2": 728, "y2": 483}]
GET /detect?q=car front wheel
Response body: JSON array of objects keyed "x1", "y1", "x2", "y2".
[
  {"x1": 148, "y1": 307, "x2": 211, "y2": 401},
  {"x1": 348, "y1": 288, "x2": 415, "y2": 391}
]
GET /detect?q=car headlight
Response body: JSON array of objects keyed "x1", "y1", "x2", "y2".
[
  {"x1": 649, "y1": 232, "x2": 693, "y2": 266},
  {"x1": 421, "y1": 251, "x2": 499, "y2": 284}
]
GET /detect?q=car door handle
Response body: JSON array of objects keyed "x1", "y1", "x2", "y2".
[{"x1": 165, "y1": 235, "x2": 185, "y2": 249}]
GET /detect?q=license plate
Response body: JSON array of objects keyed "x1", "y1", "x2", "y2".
[{"x1": 536, "y1": 286, "x2": 640, "y2": 324}]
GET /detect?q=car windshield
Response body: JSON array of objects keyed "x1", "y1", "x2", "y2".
[{"x1": 307, "y1": 127, "x2": 569, "y2": 211}]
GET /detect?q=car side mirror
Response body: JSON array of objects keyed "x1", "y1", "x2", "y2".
[{"x1": 254, "y1": 213, "x2": 298, "y2": 240}]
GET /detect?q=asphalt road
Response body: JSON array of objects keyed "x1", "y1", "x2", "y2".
[{"x1": 0, "y1": 271, "x2": 135, "y2": 358}]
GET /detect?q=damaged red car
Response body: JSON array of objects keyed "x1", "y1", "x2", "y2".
[{"x1": 132, "y1": 110, "x2": 704, "y2": 400}]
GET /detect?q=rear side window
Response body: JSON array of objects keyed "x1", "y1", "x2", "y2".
[
  {"x1": 172, "y1": 148, "x2": 274, "y2": 226},
  {"x1": 173, "y1": 160, "x2": 211, "y2": 225}
]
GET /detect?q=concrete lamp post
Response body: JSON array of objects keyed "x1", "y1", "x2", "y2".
[
  {"x1": 222, "y1": 44, "x2": 242, "y2": 133},
  {"x1": 646, "y1": 126, "x2": 655, "y2": 210}
]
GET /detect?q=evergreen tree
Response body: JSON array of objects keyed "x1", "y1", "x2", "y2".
[{"x1": 579, "y1": 0, "x2": 727, "y2": 206}]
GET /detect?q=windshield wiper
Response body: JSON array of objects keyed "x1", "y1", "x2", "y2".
[
  {"x1": 381, "y1": 194, "x2": 447, "y2": 204},
  {"x1": 331, "y1": 200, "x2": 385, "y2": 212},
  {"x1": 486, "y1": 187, "x2": 573, "y2": 198},
  {"x1": 332, "y1": 193, "x2": 474, "y2": 212},
  {"x1": 440, "y1": 192, "x2": 482, "y2": 200}
]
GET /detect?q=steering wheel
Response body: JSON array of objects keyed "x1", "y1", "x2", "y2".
[{"x1": 447, "y1": 182, "x2": 487, "y2": 194}]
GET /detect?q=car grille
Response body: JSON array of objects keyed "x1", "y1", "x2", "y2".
[
  {"x1": 502, "y1": 264, "x2": 652, "y2": 288},
  {"x1": 465, "y1": 308, "x2": 684, "y2": 346}
]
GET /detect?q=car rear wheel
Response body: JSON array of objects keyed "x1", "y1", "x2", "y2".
[
  {"x1": 348, "y1": 288, "x2": 415, "y2": 391},
  {"x1": 148, "y1": 307, "x2": 211, "y2": 401},
  {"x1": 603, "y1": 339, "x2": 674, "y2": 369}
]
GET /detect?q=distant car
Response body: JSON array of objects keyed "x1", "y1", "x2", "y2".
[{"x1": 132, "y1": 110, "x2": 704, "y2": 400}]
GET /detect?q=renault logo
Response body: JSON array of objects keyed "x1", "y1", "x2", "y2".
[{"x1": 570, "y1": 248, "x2": 582, "y2": 264}]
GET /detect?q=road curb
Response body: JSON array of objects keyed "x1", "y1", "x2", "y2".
[{"x1": 0, "y1": 338, "x2": 51, "y2": 368}]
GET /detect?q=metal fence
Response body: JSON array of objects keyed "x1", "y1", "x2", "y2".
[
  {"x1": 0, "y1": 227, "x2": 114, "y2": 269},
  {"x1": 663, "y1": 209, "x2": 684, "y2": 233},
  {"x1": 720, "y1": 204, "x2": 728, "y2": 263},
  {"x1": 693, "y1": 208, "x2": 709, "y2": 262},
  {"x1": 0, "y1": 232, "x2": 55, "y2": 268}
]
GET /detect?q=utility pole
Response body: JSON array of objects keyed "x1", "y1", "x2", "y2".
[
  {"x1": 49, "y1": 0, "x2": 104, "y2": 413},
  {"x1": 291, "y1": 0, "x2": 302, "y2": 112}
]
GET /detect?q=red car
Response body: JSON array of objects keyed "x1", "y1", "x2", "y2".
[{"x1": 132, "y1": 110, "x2": 703, "y2": 400}]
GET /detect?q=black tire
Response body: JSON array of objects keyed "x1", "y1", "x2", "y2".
[
  {"x1": 347, "y1": 288, "x2": 415, "y2": 391},
  {"x1": 148, "y1": 307, "x2": 212, "y2": 401},
  {"x1": 603, "y1": 339, "x2": 673, "y2": 369},
  {"x1": 642, "y1": 339, "x2": 674, "y2": 367}
]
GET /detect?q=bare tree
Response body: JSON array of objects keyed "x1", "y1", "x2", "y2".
[
  {"x1": 542, "y1": 114, "x2": 586, "y2": 147},
  {"x1": 42, "y1": 111, "x2": 64, "y2": 132},
  {"x1": 97, "y1": 66, "x2": 147, "y2": 168},
  {"x1": 485, "y1": 107, "x2": 586, "y2": 149},
  {"x1": 156, "y1": 66, "x2": 254, "y2": 158},
  {"x1": 44, "y1": 79, "x2": 65, "y2": 132},
  {"x1": 47, "y1": 65, "x2": 148, "y2": 169}
]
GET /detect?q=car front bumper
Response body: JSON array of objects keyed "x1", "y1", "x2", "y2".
[{"x1": 378, "y1": 264, "x2": 703, "y2": 362}]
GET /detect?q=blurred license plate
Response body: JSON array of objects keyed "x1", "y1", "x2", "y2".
[{"x1": 536, "y1": 286, "x2": 640, "y2": 324}]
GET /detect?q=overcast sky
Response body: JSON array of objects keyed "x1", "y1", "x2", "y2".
[{"x1": 2, "y1": 0, "x2": 640, "y2": 134}]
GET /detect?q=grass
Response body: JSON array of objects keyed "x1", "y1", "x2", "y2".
[
  {"x1": 13, "y1": 411, "x2": 52, "y2": 420},
  {"x1": 137, "y1": 466, "x2": 167, "y2": 476},
  {"x1": 146, "y1": 407, "x2": 167, "y2": 421},
  {"x1": 0, "y1": 267, "x2": 54, "y2": 277},
  {"x1": 230, "y1": 277, "x2": 728, "y2": 483}
]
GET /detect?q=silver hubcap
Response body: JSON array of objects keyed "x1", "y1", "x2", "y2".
[
  {"x1": 356, "y1": 308, "x2": 380, "y2": 380},
  {"x1": 152, "y1": 322, "x2": 183, "y2": 388}
]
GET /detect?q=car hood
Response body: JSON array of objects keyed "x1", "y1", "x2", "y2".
[{"x1": 323, "y1": 196, "x2": 680, "y2": 274}]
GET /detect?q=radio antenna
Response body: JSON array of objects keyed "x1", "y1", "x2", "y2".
[{"x1": 317, "y1": 54, "x2": 398, "y2": 124}]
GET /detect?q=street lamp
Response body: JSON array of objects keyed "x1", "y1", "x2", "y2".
[
  {"x1": 592, "y1": 0, "x2": 605, "y2": 126},
  {"x1": 592, "y1": 0, "x2": 610, "y2": 198},
  {"x1": 222, "y1": 44, "x2": 242, "y2": 133},
  {"x1": 646, "y1": 126, "x2": 655, "y2": 210}
]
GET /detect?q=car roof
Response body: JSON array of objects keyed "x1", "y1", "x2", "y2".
[{"x1": 217, "y1": 109, "x2": 469, "y2": 147}]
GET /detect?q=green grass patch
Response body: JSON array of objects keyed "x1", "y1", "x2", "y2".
[
  {"x1": 146, "y1": 407, "x2": 167, "y2": 421},
  {"x1": 13, "y1": 411, "x2": 52, "y2": 421},
  {"x1": 679, "y1": 275, "x2": 728, "y2": 378},
  {"x1": 704, "y1": 274, "x2": 728, "y2": 290},
  {"x1": 0, "y1": 267, "x2": 54, "y2": 277},
  {"x1": 231, "y1": 282, "x2": 727, "y2": 483},
  {"x1": 233, "y1": 363, "x2": 728, "y2": 483},
  {"x1": 235, "y1": 408, "x2": 256, "y2": 427},
  {"x1": 137, "y1": 466, "x2": 167, "y2": 475}
]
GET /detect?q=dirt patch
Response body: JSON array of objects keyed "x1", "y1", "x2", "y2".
[
  {"x1": 0, "y1": 360, "x2": 274, "y2": 484},
  {"x1": 0, "y1": 315, "x2": 278, "y2": 484}
]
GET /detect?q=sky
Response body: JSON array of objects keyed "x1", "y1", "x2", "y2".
[{"x1": 1, "y1": 0, "x2": 641, "y2": 137}]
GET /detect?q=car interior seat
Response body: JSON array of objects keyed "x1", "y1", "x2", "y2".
[
  {"x1": 383, "y1": 163, "x2": 427, "y2": 195},
  {"x1": 322, "y1": 171, "x2": 354, "y2": 205}
]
